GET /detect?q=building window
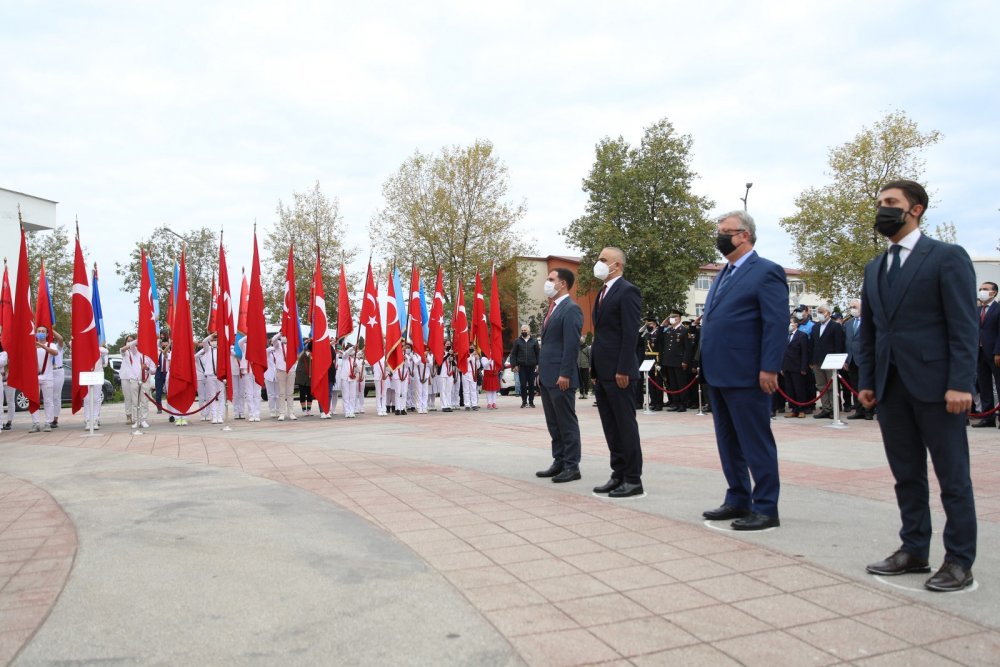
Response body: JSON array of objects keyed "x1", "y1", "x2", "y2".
[
  {"x1": 695, "y1": 303, "x2": 705, "y2": 316},
  {"x1": 695, "y1": 275, "x2": 712, "y2": 290}
]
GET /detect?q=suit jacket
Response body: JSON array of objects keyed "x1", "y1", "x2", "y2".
[
  {"x1": 811, "y1": 319, "x2": 846, "y2": 366},
  {"x1": 538, "y1": 296, "x2": 583, "y2": 388},
  {"x1": 590, "y1": 277, "x2": 642, "y2": 382},
  {"x1": 979, "y1": 301, "x2": 1000, "y2": 356},
  {"x1": 782, "y1": 330, "x2": 809, "y2": 373},
  {"x1": 843, "y1": 316, "x2": 863, "y2": 365},
  {"x1": 857, "y1": 234, "x2": 978, "y2": 403},
  {"x1": 700, "y1": 251, "x2": 789, "y2": 388}
]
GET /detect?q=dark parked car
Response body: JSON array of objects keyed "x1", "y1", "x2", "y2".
[{"x1": 11, "y1": 357, "x2": 114, "y2": 412}]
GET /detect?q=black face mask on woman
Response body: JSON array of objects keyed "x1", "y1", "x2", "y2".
[{"x1": 874, "y1": 206, "x2": 909, "y2": 238}]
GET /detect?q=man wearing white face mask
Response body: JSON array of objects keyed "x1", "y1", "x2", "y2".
[
  {"x1": 809, "y1": 305, "x2": 845, "y2": 419},
  {"x1": 973, "y1": 282, "x2": 1000, "y2": 428}
]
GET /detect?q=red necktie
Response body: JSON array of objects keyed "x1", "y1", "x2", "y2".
[
  {"x1": 982, "y1": 306, "x2": 988, "y2": 325},
  {"x1": 543, "y1": 301, "x2": 556, "y2": 329},
  {"x1": 598, "y1": 284, "x2": 607, "y2": 305}
]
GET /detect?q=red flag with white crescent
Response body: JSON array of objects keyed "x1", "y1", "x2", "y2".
[
  {"x1": 71, "y1": 233, "x2": 100, "y2": 413},
  {"x1": 453, "y1": 281, "x2": 470, "y2": 374},
  {"x1": 359, "y1": 263, "x2": 384, "y2": 367},
  {"x1": 310, "y1": 252, "x2": 331, "y2": 411},
  {"x1": 428, "y1": 267, "x2": 445, "y2": 365},
  {"x1": 408, "y1": 264, "x2": 425, "y2": 357}
]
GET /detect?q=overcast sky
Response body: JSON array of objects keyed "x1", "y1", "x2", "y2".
[{"x1": 2, "y1": 0, "x2": 998, "y2": 339}]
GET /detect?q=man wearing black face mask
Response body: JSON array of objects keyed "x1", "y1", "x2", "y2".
[
  {"x1": 858, "y1": 179, "x2": 978, "y2": 592},
  {"x1": 510, "y1": 325, "x2": 540, "y2": 408}
]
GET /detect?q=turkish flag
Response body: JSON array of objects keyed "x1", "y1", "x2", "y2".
[
  {"x1": 359, "y1": 263, "x2": 384, "y2": 367},
  {"x1": 489, "y1": 265, "x2": 504, "y2": 368},
  {"x1": 310, "y1": 252, "x2": 331, "y2": 411},
  {"x1": 245, "y1": 231, "x2": 268, "y2": 387},
  {"x1": 8, "y1": 227, "x2": 39, "y2": 413},
  {"x1": 138, "y1": 249, "x2": 159, "y2": 364},
  {"x1": 281, "y1": 246, "x2": 302, "y2": 370},
  {"x1": 166, "y1": 252, "x2": 197, "y2": 412},
  {"x1": 237, "y1": 269, "x2": 249, "y2": 335},
  {"x1": 472, "y1": 271, "x2": 489, "y2": 354},
  {"x1": 0, "y1": 261, "x2": 12, "y2": 352},
  {"x1": 408, "y1": 264, "x2": 425, "y2": 357},
  {"x1": 453, "y1": 281, "x2": 470, "y2": 374},
  {"x1": 216, "y1": 241, "x2": 233, "y2": 401},
  {"x1": 384, "y1": 266, "x2": 404, "y2": 371},
  {"x1": 71, "y1": 234, "x2": 100, "y2": 414},
  {"x1": 428, "y1": 267, "x2": 445, "y2": 365},
  {"x1": 207, "y1": 277, "x2": 218, "y2": 334},
  {"x1": 337, "y1": 264, "x2": 353, "y2": 340}
]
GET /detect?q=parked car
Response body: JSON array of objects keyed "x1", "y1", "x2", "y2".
[
  {"x1": 500, "y1": 361, "x2": 515, "y2": 396},
  {"x1": 107, "y1": 353, "x2": 123, "y2": 387},
  {"x1": 10, "y1": 357, "x2": 114, "y2": 412}
]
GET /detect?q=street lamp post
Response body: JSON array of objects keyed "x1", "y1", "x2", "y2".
[{"x1": 739, "y1": 182, "x2": 753, "y2": 211}]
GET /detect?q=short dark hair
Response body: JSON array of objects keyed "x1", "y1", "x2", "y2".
[
  {"x1": 553, "y1": 267, "x2": 575, "y2": 290},
  {"x1": 985, "y1": 282, "x2": 999, "y2": 293},
  {"x1": 880, "y1": 179, "x2": 929, "y2": 219}
]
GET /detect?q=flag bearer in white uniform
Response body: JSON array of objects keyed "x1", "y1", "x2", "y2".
[
  {"x1": 121, "y1": 338, "x2": 156, "y2": 428},
  {"x1": 462, "y1": 346, "x2": 480, "y2": 411},
  {"x1": 337, "y1": 344, "x2": 358, "y2": 418},
  {"x1": 272, "y1": 333, "x2": 297, "y2": 421},
  {"x1": 50, "y1": 330, "x2": 66, "y2": 428},
  {"x1": 231, "y1": 342, "x2": 246, "y2": 419},
  {"x1": 84, "y1": 346, "x2": 109, "y2": 430},
  {"x1": 30, "y1": 326, "x2": 57, "y2": 432},
  {"x1": 437, "y1": 343, "x2": 456, "y2": 412},
  {"x1": 200, "y1": 334, "x2": 225, "y2": 424},
  {"x1": 238, "y1": 336, "x2": 261, "y2": 422}
]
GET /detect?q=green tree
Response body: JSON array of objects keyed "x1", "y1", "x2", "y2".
[
  {"x1": 371, "y1": 140, "x2": 535, "y2": 314},
  {"x1": 115, "y1": 225, "x2": 220, "y2": 336},
  {"x1": 563, "y1": 118, "x2": 716, "y2": 317},
  {"x1": 779, "y1": 110, "x2": 942, "y2": 304},
  {"x1": 264, "y1": 181, "x2": 357, "y2": 323},
  {"x1": 25, "y1": 224, "x2": 73, "y2": 336}
]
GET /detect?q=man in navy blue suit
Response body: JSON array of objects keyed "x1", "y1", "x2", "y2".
[
  {"x1": 535, "y1": 268, "x2": 585, "y2": 483},
  {"x1": 590, "y1": 246, "x2": 645, "y2": 498},
  {"x1": 972, "y1": 281, "x2": 1000, "y2": 428},
  {"x1": 700, "y1": 211, "x2": 788, "y2": 531},
  {"x1": 858, "y1": 180, "x2": 978, "y2": 592}
]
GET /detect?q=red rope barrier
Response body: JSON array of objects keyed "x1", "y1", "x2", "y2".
[
  {"x1": 775, "y1": 378, "x2": 833, "y2": 407},
  {"x1": 836, "y1": 376, "x2": 998, "y2": 419},
  {"x1": 143, "y1": 391, "x2": 221, "y2": 417},
  {"x1": 646, "y1": 372, "x2": 700, "y2": 395},
  {"x1": 838, "y1": 375, "x2": 860, "y2": 398}
]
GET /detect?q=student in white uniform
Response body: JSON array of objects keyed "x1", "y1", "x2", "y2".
[
  {"x1": 194, "y1": 345, "x2": 210, "y2": 421},
  {"x1": 413, "y1": 349, "x2": 430, "y2": 414},
  {"x1": 264, "y1": 340, "x2": 278, "y2": 418},
  {"x1": 462, "y1": 346, "x2": 480, "y2": 411},
  {"x1": 373, "y1": 357, "x2": 389, "y2": 416},
  {"x1": 30, "y1": 326, "x2": 58, "y2": 432},
  {"x1": 50, "y1": 330, "x2": 66, "y2": 428},
  {"x1": 273, "y1": 334, "x2": 297, "y2": 421},
  {"x1": 201, "y1": 334, "x2": 226, "y2": 424},
  {"x1": 231, "y1": 342, "x2": 245, "y2": 419},
  {"x1": 391, "y1": 349, "x2": 410, "y2": 416},
  {"x1": 119, "y1": 335, "x2": 138, "y2": 424},
  {"x1": 0, "y1": 341, "x2": 11, "y2": 430},
  {"x1": 337, "y1": 344, "x2": 358, "y2": 418},
  {"x1": 437, "y1": 343, "x2": 456, "y2": 413},
  {"x1": 238, "y1": 336, "x2": 261, "y2": 422},
  {"x1": 121, "y1": 338, "x2": 156, "y2": 428},
  {"x1": 84, "y1": 346, "x2": 109, "y2": 430}
]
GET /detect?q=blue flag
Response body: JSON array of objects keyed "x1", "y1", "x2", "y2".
[
  {"x1": 92, "y1": 267, "x2": 105, "y2": 346},
  {"x1": 146, "y1": 255, "x2": 160, "y2": 335},
  {"x1": 42, "y1": 271, "x2": 55, "y2": 327},
  {"x1": 392, "y1": 265, "x2": 407, "y2": 337},
  {"x1": 418, "y1": 278, "x2": 430, "y2": 341}
]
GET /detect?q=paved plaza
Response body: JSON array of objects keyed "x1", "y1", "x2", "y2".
[{"x1": 1, "y1": 396, "x2": 999, "y2": 665}]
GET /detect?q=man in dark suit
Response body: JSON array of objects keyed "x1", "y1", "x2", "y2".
[
  {"x1": 809, "y1": 305, "x2": 846, "y2": 419},
  {"x1": 781, "y1": 320, "x2": 810, "y2": 418},
  {"x1": 858, "y1": 179, "x2": 978, "y2": 592},
  {"x1": 510, "y1": 324, "x2": 540, "y2": 408},
  {"x1": 535, "y1": 268, "x2": 585, "y2": 483},
  {"x1": 844, "y1": 298, "x2": 873, "y2": 420},
  {"x1": 700, "y1": 211, "x2": 788, "y2": 531},
  {"x1": 972, "y1": 281, "x2": 1000, "y2": 428},
  {"x1": 590, "y1": 246, "x2": 644, "y2": 498}
]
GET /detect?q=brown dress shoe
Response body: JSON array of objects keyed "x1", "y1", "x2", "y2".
[
  {"x1": 925, "y1": 562, "x2": 973, "y2": 592},
  {"x1": 866, "y1": 549, "x2": 930, "y2": 576}
]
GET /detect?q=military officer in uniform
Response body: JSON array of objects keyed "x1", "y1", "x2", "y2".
[
  {"x1": 660, "y1": 310, "x2": 690, "y2": 412},
  {"x1": 639, "y1": 316, "x2": 662, "y2": 410}
]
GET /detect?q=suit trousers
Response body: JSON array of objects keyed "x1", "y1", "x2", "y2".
[
  {"x1": 538, "y1": 383, "x2": 581, "y2": 469},
  {"x1": 783, "y1": 372, "x2": 810, "y2": 413},
  {"x1": 594, "y1": 378, "x2": 643, "y2": 483},
  {"x1": 878, "y1": 366, "x2": 977, "y2": 568},
  {"x1": 517, "y1": 365, "x2": 536, "y2": 405},
  {"x1": 666, "y1": 366, "x2": 689, "y2": 408},
  {"x1": 812, "y1": 367, "x2": 834, "y2": 411},
  {"x1": 708, "y1": 385, "x2": 780, "y2": 517},
  {"x1": 975, "y1": 348, "x2": 999, "y2": 422}
]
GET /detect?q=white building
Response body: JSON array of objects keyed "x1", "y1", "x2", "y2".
[
  {"x1": 1, "y1": 187, "x2": 58, "y2": 284},
  {"x1": 683, "y1": 263, "x2": 828, "y2": 319}
]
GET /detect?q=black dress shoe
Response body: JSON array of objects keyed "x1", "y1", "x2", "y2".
[
  {"x1": 536, "y1": 463, "x2": 564, "y2": 478},
  {"x1": 865, "y1": 549, "x2": 931, "y2": 576},
  {"x1": 592, "y1": 478, "x2": 623, "y2": 494},
  {"x1": 813, "y1": 410, "x2": 832, "y2": 419},
  {"x1": 702, "y1": 504, "x2": 751, "y2": 521},
  {"x1": 608, "y1": 482, "x2": 644, "y2": 498},
  {"x1": 731, "y1": 513, "x2": 779, "y2": 530},
  {"x1": 846, "y1": 411, "x2": 868, "y2": 420},
  {"x1": 971, "y1": 419, "x2": 997, "y2": 428},
  {"x1": 552, "y1": 469, "x2": 581, "y2": 483},
  {"x1": 924, "y1": 562, "x2": 974, "y2": 592}
]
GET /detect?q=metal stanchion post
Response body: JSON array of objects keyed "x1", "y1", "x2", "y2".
[
  {"x1": 696, "y1": 379, "x2": 705, "y2": 416},
  {"x1": 827, "y1": 376, "x2": 847, "y2": 429},
  {"x1": 222, "y1": 381, "x2": 232, "y2": 431},
  {"x1": 642, "y1": 371, "x2": 652, "y2": 415}
]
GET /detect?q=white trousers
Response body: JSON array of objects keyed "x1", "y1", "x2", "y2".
[
  {"x1": 52, "y1": 369, "x2": 65, "y2": 419},
  {"x1": 436, "y1": 375, "x2": 453, "y2": 409},
  {"x1": 244, "y1": 377, "x2": 261, "y2": 418},
  {"x1": 265, "y1": 378, "x2": 277, "y2": 413},
  {"x1": 84, "y1": 384, "x2": 105, "y2": 422},
  {"x1": 3, "y1": 384, "x2": 14, "y2": 423},
  {"x1": 462, "y1": 373, "x2": 478, "y2": 407},
  {"x1": 275, "y1": 370, "x2": 295, "y2": 417},
  {"x1": 415, "y1": 380, "x2": 429, "y2": 412},
  {"x1": 340, "y1": 378, "x2": 356, "y2": 417},
  {"x1": 32, "y1": 376, "x2": 54, "y2": 423},
  {"x1": 204, "y1": 375, "x2": 225, "y2": 421},
  {"x1": 122, "y1": 378, "x2": 137, "y2": 420},
  {"x1": 232, "y1": 373, "x2": 246, "y2": 417}
]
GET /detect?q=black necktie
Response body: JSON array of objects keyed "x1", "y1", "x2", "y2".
[{"x1": 887, "y1": 245, "x2": 902, "y2": 287}]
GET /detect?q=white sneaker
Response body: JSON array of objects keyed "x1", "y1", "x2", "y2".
[
  {"x1": 43, "y1": 423, "x2": 51, "y2": 432},
  {"x1": 83, "y1": 421, "x2": 90, "y2": 430},
  {"x1": 141, "y1": 421, "x2": 150, "y2": 429},
  {"x1": 289, "y1": 413, "x2": 297, "y2": 421},
  {"x1": 30, "y1": 423, "x2": 41, "y2": 433},
  {"x1": 277, "y1": 415, "x2": 285, "y2": 422}
]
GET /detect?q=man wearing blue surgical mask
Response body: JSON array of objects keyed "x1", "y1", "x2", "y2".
[{"x1": 30, "y1": 326, "x2": 58, "y2": 433}]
